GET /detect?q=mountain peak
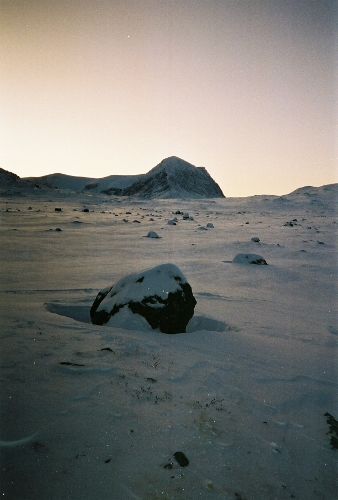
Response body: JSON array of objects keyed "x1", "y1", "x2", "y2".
[{"x1": 122, "y1": 157, "x2": 225, "y2": 198}]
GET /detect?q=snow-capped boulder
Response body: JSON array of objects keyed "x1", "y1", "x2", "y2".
[
  {"x1": 90, "y1": 263, "x2": 197, "y2": 334},
  {"x1": 145, "y1": 231, "x2": 161, "y2": 238},
  {"x1": 232, "y1": 253, "x2": 268, "y2": 265}
]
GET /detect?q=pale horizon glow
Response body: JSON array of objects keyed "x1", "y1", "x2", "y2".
[{"x1": 1, "y1": 0, "x2": 337, "y2": 196}]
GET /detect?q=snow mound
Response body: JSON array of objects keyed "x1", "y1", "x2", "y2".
[
  {"x1": 232, "y1": 253, "x2": 268, "y2": 265},
  {"x1": 145, "y1": 231, "x2": 161, "y2": 238},
  {"x1": 90, "y1": 263, "x2": 197, "y2": 334}
]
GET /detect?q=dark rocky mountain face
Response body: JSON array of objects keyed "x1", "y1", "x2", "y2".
[
  {"x1": 116, "y1": 156, "x2": 225, "y2": 198},
  {"x1": 0, "y1": 168, "x2": 20, "y2": 183},
  {"x1": 122, "y1": 168, "x2": 171, "y2": 197}
]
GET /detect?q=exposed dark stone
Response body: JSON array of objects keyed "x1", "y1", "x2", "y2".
[
  {"x1": 324, "y1": 412, "x2": 338, "y2": 449},
  {"x1": 174, "y1": 451, "x2": 189, "y2": 467},
  {"x1": 84, "y1": 183, "x2": 98, "y2": 190},
  {"x1": 90, "y1": 264, "x2": 196, "y2": 334}
]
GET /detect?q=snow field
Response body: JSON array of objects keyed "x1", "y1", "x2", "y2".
[{"x1": 0, "y1": 189, "x2": 337, "y2": 499}]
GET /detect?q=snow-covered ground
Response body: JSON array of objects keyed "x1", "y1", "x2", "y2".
[{"x1": 0, "y1": 187, "x2": 337, "y2": 499}]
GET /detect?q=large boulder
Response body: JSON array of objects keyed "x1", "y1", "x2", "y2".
[{"x1": 90, "y1": 263, "x2": 197, "y2": 334}]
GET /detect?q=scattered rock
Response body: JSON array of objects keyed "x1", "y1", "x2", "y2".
[
  {"x1": 284, "y1": 220, "x2": 299, "y2": 227},
  {"x1": 82, "y1": 208, "x2": 90, "y2": 213},
  {"x1": 206, "y1": 223, "x2": 214, "y2": 228},
  {"x1": 174, "y1": 451, "x2": 189, "y2": 467},
  {"x1": 232, "y1": 253, "x2": 268, "y2": 265},
  {"x1": 167, "y1": 219, "x2": 177, "y2": 225},
  {"x1": 324, "y1": 412, "x2": 338, "y2": 449},
  {"x1": 145, "y1": 231, "x2": 161, "y2": 238},
  {"x1": 251, "y1": 237, "x2": 260, "y2": 242},
  {"x1": 182, "y1": 213, "x2": 194, "y2": 221},
  {"x1": 54, "y1": 208, "x2": 62, "y2": 212},
  {"x1": 90, "y1": 263, "x2": 197, "y2": 334},
  {"x1": 59, "y1": 362, "x2": 84, "y2": 367}
]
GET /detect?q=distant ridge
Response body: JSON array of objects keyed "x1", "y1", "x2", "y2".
[{"x1": 25, "y1": 156, "x2": 225, "y2": 199}]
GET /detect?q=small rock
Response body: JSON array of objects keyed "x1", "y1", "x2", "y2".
[
  {"x1": 233, "y1": 253, "x2": 268, "y2": 265},
  {"x1": 182, "y1": 213, "x2": 194, "y2": 221},
  {"x1": 251, "y1": 237, "x2": 260, "y2": 242},
  {"x1": 145, "y1": 231, "x2": 161, "y2": 238},
  {"x1": 55, "y1": 208, "x2": 62, "y2": 212},
  {"x1": 206, "y1": 223, "x2": 214, "y2": 228},
  {"x1": 174, "y1": 451, "x2": 189, "y2": 467}
]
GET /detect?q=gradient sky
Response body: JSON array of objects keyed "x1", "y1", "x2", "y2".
[{"x1": 1, "y1": 0, "x2": 337, "y2": 196}]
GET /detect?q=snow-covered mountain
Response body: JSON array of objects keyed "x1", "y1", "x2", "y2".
[
  {"x1": 120, "y1": 157, "x2": 225, "y2": 198},
  {"x1": 25, "y1": 172, "x2": 142, "y2": 194},
  {"x1": 24, "y1": 156, "x2": 225, "y2": 198}
]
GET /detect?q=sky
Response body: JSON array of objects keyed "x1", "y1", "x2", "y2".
[{"x1": 1, "y1": 0, "x2": 337, "y2": 197}]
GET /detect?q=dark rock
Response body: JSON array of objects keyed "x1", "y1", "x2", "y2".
[
  {"x1": 324, "y1": 412, "x2": 338, "y2": 449},
  {"x1": 90, "y1": 264, "x2": 196, "y2": 334},
  {"x1": 174, "y1": 451, "x2": 189, "y2": 467},
  {"x1": 55, "y1": 208, "x2": 62, "y2": 212},
  {"x1": 84, "y1": 183, "x2": 98, "y2": 190}
]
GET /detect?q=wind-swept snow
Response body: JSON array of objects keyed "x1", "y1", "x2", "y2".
[{"x1": 0, "y1": 184, "x2": 337, "y2": 499}]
